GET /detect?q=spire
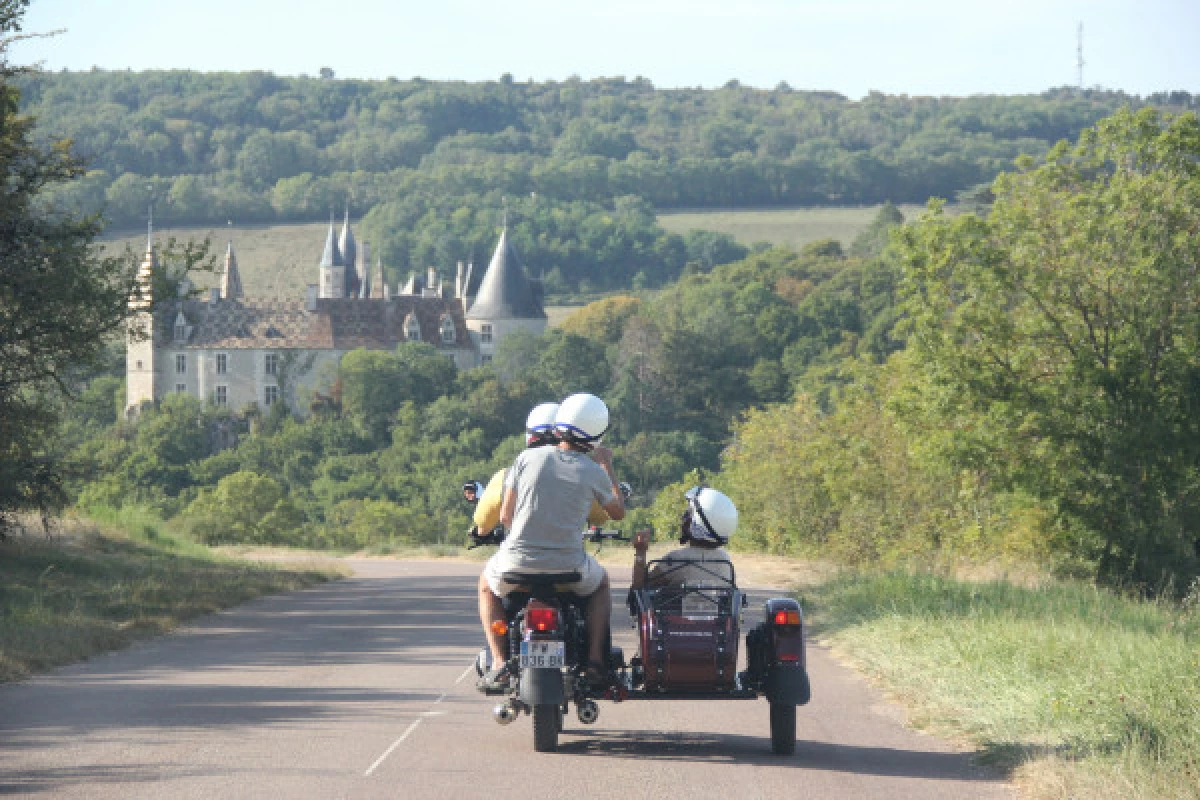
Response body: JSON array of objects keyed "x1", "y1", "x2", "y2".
[
  {"x1": 339, "y1": 206, "x2": 358, "y2": 297},
  {"x1": 131, "y1": 216, "x2": 157, "y2": 312},
  {"x1": 370, "y1": 254, "x2": 386, "y2": 299},
  {"x1": 220, "y1": 241, "x2": 243, "y2": 300},
  {"x1": 465, "y1": 226, "x2": 546, "y2": 321},
  {"x1": 319, "y1": 212, "x2": 341, "y2": 269}
]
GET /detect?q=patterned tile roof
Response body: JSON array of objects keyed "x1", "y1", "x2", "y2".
[{"x1": 168, "y1": 296, "x2": 473, "y2": 352}]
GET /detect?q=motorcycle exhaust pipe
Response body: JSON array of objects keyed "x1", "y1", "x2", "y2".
[
  {"x1": 576, "y1": 699, "x2": 599, "y2": 725},
  {"x1": 493, "y1": 702, "x2": 519, "y2": 725}
]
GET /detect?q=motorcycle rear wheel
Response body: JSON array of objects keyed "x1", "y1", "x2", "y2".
[
  {"x1": 769, "y1": 702, "x2": 796, "y2": 755},
  {"x1": 532, "y1": 704, "x2": 559, "y2": 752}
]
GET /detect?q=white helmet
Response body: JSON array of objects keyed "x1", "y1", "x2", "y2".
[
  {"x1": 685, "y1": 487, "x2": 737, "y2": 545},
  {"x1": 525, "y1": 402, "x2": 559, "y2": 445},
  {"x1": 554, "y1": 393, "x2": 609, "y2": 444}
]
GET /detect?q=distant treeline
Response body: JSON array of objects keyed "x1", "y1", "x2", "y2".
[{"x1": 22, "y1": 71, "x2": 1197, "y2": 287}]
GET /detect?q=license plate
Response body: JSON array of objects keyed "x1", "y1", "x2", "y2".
[{"x1": 519, "y1": 640, "x2": 565, "y2": 669}]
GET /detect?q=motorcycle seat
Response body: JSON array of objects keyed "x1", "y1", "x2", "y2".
[{"x1": 500, "y1": 570, "x2": 582, "y2": 586}]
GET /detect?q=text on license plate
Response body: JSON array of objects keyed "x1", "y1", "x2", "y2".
[{"x1": 520, "y1": 640, "x2": 565, "y2": 668}]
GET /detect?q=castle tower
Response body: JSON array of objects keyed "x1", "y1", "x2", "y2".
[
  {"x1": 126, "y1": 221, "x2": 158, "y2": 412},
  {"x1": 464, "y1": 226, "x2": 547, "y2": 363},
  {"x1": 220, "y1": 241, "x2": 243, "y2": 300},
  {"x1": 357, "y1": 240, "x2": 371, "y2": 299},
  {"x1": 370, "y1": 254, "x2": 387, "y2": 299},
  {"x1": 318, "y1": 214, "x2": 344, "y2": 299},
  {"x1": 339, "y1": 207, "x2": 359, "y2": 298}
]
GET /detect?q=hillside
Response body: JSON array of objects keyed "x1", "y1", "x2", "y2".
[{"x1": 29, "y1": 71, "x2": 1194, "y2": 233}]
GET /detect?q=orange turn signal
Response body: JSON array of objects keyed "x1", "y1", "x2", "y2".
[
  {"x1": 491, "y1": 620, "x2": 509, "y2": 636},
  {"x1": 773, "y1": 610, "x2": 801, "y2": 626}
]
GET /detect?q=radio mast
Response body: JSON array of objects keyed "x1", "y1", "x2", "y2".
[{"x1": 1076, "y1": 22, "x2": 1085, "y2": 91}]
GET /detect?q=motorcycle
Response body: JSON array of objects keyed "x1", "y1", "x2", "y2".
[{"x1": 469, "y1": 526, "x2": 629, "y2": 752}]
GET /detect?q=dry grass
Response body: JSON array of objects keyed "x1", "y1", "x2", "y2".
[
  {"x1": 810, "y1": 571, "x2": 1200, "y2": 800},
  {"x1": 0, "y1": 511, "x2": 337, "y2": 683},
  {"x1": 657, "y1": 204, "x2": 932, "y2": 250}
]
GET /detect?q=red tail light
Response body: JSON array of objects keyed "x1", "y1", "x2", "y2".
[
  {"x1": 526, "y1": 605, "x2": 560, "y2": 633},
  {"x1": 773, "y1": 610, "x2": 801, "y2": 626}
]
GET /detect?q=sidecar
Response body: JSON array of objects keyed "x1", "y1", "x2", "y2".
[{"x1": 624, "y1": 557, "x2": 811, "y2": 754}]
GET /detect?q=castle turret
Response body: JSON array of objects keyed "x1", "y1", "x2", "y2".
[
  {"x1": 318, "y1": 214, "x2": 344, "y2": 299},
  {"x1": 126, "y1": 220, "x2": 159, "y2": 412},
  {"x1": 370, "y1": 254, "x2": 387, "y2": 299},
  {"x1": 464, "y1": 226, "x2": 547, "y2": 363},
  {"x1": 220, "y1": 241, "x2": 243, "y2": 300}
]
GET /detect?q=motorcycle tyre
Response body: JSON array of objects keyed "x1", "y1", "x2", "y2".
[
  {"x1": 533, "y1": 704, "x2": 559, "y2": 752},
  {"x1": 769, "y1": 702, "x2": 796, "y2": 755}
]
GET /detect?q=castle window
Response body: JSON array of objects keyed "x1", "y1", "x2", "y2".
[
  {"x1": 136, "y1": 360, "x2": 143, "y2": 370},
  {"x1": 265, "y1": 353, "x2": 278, "y2": 375},
  {"x1": 405, "y1": 315, "x2": 421, "y2": 341},
  {"x1": 216, "y1": 353, "x2": 227, "y2": 375},
  {"x1": 175, "y1": 354, "x2": 186, "y2": 374},
  {"x1": 481, "y1": 323, "x2": 493, "y2": 344},
  {"x1": 173, "y1": 311, "x2": 188, "y2": 342},
  {"x1": 440, "y1": 315, "x2": 456, "y2": 343},
  {"x1": 175, "y1": 383, "x2": 186, "y2": 393},
  {"x1": 215, "y1": 386, "x2": 227, "y2": 406},
  {"x1": 264, "y1": 385, "x2": 279, "y2": 407},
  {"x1": 481, "y1": 354, "x2": 493, "y2": 365}
]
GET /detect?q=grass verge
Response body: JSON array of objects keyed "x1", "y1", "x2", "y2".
[
  {"x1": 0, "y1": 509, "x2": 338, "y2": 683},
  {"x1": 805, "y1": 571, "x2": 1200, "y2": 799}
]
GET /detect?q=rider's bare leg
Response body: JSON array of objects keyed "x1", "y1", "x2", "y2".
[
  {"x1": 477, "y1": 572, "x2": 507, "y2": 666},
  {"x1": 586, "y1": 573, "x2": 611, "y2": 665}
]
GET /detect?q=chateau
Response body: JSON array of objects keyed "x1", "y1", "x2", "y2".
[{"x1": 125, "y1": 214, "x2": 547, "y2": 415}]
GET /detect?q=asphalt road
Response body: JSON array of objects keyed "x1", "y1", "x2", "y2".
[{"x1": 0, "y1": 560, "x2": 1013, "y2": 799}]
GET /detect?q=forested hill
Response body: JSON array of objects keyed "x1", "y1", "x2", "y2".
[{"x1": 24, "y1": 71, "x2": 1197, "y2": 231}]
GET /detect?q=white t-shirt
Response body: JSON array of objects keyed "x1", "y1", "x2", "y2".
[{"x1": 647, "y1": 546, "x2": 735, "y2": 587}]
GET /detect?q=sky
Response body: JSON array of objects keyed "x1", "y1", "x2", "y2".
[{"x1": 10, "y1": 0, "x2": 1199, "y2": 99}]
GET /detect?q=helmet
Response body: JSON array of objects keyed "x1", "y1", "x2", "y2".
[
  {"x1": 684, "y1": 487, "x2": 737, "y2": 545},
  {"x1": 525, "y1": 402, "x2": 560, "y2": 446},
  {"x1": 462, "y1": 480, "x2": 484, "y2": 498},
  {"x1": 554, "y1": 393, "x2": 609, "y2": 445}
]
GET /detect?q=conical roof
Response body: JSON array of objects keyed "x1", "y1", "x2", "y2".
[
  {"x1": 220, "y1": 241, "x2": 243, "y2": 300},
  {"x1": 465, "y1": 228, "x2": 546, "y2": 320},
  {"x1": 319, "y1": 215, "x2": 342, "y2": 268},
  {"x1": 339, "y1": 208, "x2": 358, "y2": 297},
  {"x1": 130, "y1": 230, "x2": 157, "y2": 311}
]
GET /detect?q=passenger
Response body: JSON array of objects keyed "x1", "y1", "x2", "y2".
[
  {"x1": 471, "y1": 403, "x2": 612, "y2": 538},
  {"x1": 476, "y1": 393, "x2": 625, "y2": 690},
  {"x1": 462, "y1": 480, "x2": 483, "y2": 505},
  {"x1": 631, "y1": 487, "x2": 738, "y2": 589}
]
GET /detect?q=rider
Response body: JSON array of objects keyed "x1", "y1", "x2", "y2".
[
  {"x1": 631, "y1": 487, "x2": 738, "y2": 589},
  {"x1": 470, "y1": 403, "x2": 615, "y2": 538},
  {"x1": 477, "y1": 393, "x2": 625, "y2": 690}
]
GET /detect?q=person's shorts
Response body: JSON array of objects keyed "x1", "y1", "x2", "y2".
[{"x1": 483, "y1": 552, "x2": 606, "y2": 597}]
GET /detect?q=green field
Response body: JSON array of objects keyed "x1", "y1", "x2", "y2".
[
  {"x1": 658, "y1": 204, "x2": 931, "y2": 250},
  {"x1": 101, "y1": 205, "x2": 927, "y2": 305}
]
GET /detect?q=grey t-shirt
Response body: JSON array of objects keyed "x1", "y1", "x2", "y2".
[{"x1": 499, "y1": 446, "x2": 615, "y2": 572}]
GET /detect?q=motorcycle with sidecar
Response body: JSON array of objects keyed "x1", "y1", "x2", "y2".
[{"x1": 469, "y1": 527, "x2": 811, "y2": 754}]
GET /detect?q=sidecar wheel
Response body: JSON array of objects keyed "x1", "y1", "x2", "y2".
[
  {"x1": 769, "y1": 702, "x2": 796, "y2": 755},
  {"x1": 532, "y1": 704, "x2": 559, "y2": 752}
]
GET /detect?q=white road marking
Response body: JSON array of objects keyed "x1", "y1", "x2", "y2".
[
  {"x1": 364, "y1": 719, "x2": 422, "y2": 776},
  {"x1": 365, "y1": 664, "x2": 475, "y2": 776}
]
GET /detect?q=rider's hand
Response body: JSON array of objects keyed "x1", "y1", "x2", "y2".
[
  {"x1": 591, "y1": 445, "x2": 614, "y2": 468},
  {"x1": 633, "y1": 529, "x2": 651, "y2": 553}
]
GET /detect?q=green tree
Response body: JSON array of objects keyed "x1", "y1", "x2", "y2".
[
  {"x1": 897, "y1": 108, "x2": 1200, "y2": 590},
  {"x1": 0, "y1": 2, "x2": 136, "y2": 529}
]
